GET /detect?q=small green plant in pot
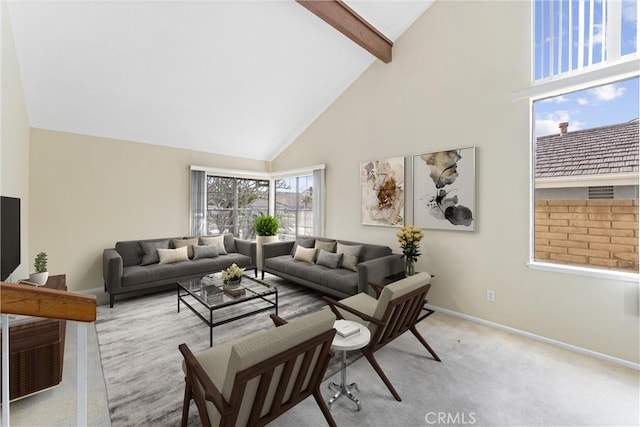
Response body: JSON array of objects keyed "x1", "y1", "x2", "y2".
[
  {"x1": 254, "y1": 214, "x2": 280, "y2": 272},
  {"x1": 29, "y1": 252, "x2": 49, "y2": 286},
  {"x1": 254, "y1": 214, "x2": 280, "y2": 236}
]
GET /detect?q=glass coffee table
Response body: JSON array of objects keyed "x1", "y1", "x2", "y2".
[{"x1": 177, "y1": 273, "x2": 278, "y2": 346}]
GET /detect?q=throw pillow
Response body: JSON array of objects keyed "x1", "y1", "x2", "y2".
[
  {"x1": 293, "y1": 246, "x2": 317, "y2": 264},
  {"x1": 158, "y1": 246, "x2": 189, "y2": 264},
  {"x1": 199, "y1": 235, "x2": 227, "y2": 255},
  {"x1": 172, "y1": 238, "x2": 198, "y2": 259},
  {"x1": 193, "y1": 245, "x2": 219, "y2": 259},
  {"x1": 315, "y1": 240, "x2": 337, "y2": 253},
  {"x1": 140, "y1": 239, "x2": 170, "y2": 265},
  {"x1": 337, "y1": 243, "x2": 362, "y2": 272},
  {"x1": 316, "y1": 249, "x2": 343, "y2": 269},
  {"x1": 289, "y1": 238, "x2": 315, "y2": 256},
  {"x1": 222, "y1": 233, "x2": 237, "y2": 253}
]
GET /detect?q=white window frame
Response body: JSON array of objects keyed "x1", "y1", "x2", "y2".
[
  {"x1": 513, "y1": 2, "x2": 639, "y2": 282},
  {"x1": 190, "y1": 164, "x2": 326, "y2": 237}
]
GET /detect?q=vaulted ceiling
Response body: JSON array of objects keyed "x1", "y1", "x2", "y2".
[{"x1": 7, "y1": 1, "x2": 433, "y2": 161}]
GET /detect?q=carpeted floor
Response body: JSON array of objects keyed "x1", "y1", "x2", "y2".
[
  {"x1": 9, "y1": 280, "x2": 639, "y2": 426},
  {"x1": 95, "y1": 275, "x2": 355, "y2": 426}
]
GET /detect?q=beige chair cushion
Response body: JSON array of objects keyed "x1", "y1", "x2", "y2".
[
  {"x1": 373, "y1": 272, "x2": 432, "y2": 321},
  {"x1": 189, "y1": 341, "x2": 235, "y2": 426},
  {"x1": 220, "y1": 309, "x2": 336, "y2": 426},
  {"x1": 331, "y1": 272, "x2": 431, "y2": 336},
  {"x1": 329, "y1": 293, "x2": 378, "y2": 331}
]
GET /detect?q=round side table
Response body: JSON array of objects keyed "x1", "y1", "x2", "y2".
[{"x1": 328, "y1": 319, "x2": 371, "y2": 411}]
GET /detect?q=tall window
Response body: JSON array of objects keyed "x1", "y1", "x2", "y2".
[
  {"x1": 530, "y1": 0, "x2": 639, "y2": 275},
  {"x1": 275, "y1": 175, "x2": 315, "y2": 240},
  {"x1": 206, "y1": 176, "x2": 269, "y2": 239},
  {"x1": 534, "y1": 0, "x2": 638, "y2": 80}
]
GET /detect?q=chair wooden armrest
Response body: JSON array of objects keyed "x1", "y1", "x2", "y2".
[
  {"x1": 270, "y1": 313, "x2": 288, "y2": 327},
  {"x1": 322, "y1": 296, "x2": 384, "y2": 326},
  {"x1": 368, "y1": 281, "x2": 384, "y2": 298},
  {"x1": 178, "y1": 344, "x2": 233, "y2": 418}
]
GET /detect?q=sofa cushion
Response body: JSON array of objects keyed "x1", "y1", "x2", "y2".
[
  {"x1": 264, "y1": 255, "x2": 358, "y2": 295},
  {"x1": 190, "y1": 253, "x2": 252, "y2": 273},
  {"x1": 121, "y1": 253, "x2": 254, "y2": 287},
  {"x1": 314, "y1": 239, "x2": 337, "y2": 253},
  {"x1": 193, "y1": 245, "x2": 219, "y2": 259},
  {"x1": 140, "y1": 239, "x2": 170, "y2": 265},
  {"x1": 172, "y1": 238, "x2": 198, "y2": 259},
  {"x1": 293, "y1": 246, "x2": 317, "y2": 264},
  {"x1": 200, "y1": 235, "x2": 227, "y2": 255},
  {"x1": 289, "y1": 238, "x2": 315, "y2": 256},
  {"x1": 336, "y1": 239, "x2": 391, "y2": 262},
  {"x1": 337, "y1": 243, "x2": 362, "y2": 272},
  {"x1": 158, "y1": 246, "x2": 189, "y2": 264},
  {"x1": 316, "y1": 249, "x2": 343, "y2": 269},
  {"x1": 115, "y1": 241, "x2": 144, "y2": 267}
]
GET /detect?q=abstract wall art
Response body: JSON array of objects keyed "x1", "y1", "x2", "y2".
[
  {"x1": 413, "y1": 147, "x2": 476, "y2": 231},
  {"x1": 360, "y1": 156, "x2": 405, "y2": 227}
]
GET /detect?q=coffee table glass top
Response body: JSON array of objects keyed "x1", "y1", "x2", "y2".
[{"x1": 179, "y1": 273, "x2": 275, "y2": 308}]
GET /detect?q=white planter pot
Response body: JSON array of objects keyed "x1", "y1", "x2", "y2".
[
  {"x1": 256, "y1": 235, "x2": 279, "y2": 272},
  {"x1": 29, "y1": 271, "x2": 49, "y2": 286}
]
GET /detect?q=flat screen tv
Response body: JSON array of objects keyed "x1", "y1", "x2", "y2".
[{"x1": 1, "y1": 196, "x2": 21, "y2": 281}]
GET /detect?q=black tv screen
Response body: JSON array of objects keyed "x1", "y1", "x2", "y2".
[{"x1": 1, "y1": 196, "x2": 21, "y2": 281}]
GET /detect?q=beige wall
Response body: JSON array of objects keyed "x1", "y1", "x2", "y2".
[
  {"x1": 1, "y1": 2, "x2": 30, "y2": 280},
  {"x1": 29, "y1": 129, "x2": 268, "y2": 293},
  {"x1": 272, "y1": 1, "x2": 639, "y2": 363}
]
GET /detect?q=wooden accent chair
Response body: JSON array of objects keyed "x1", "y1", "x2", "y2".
[
  {"x1": 178, "y1": 309, "x2": 338, "y2": 427},
  {"x1": 324, "y1": 272, "x2": 439, "y2": 402}
]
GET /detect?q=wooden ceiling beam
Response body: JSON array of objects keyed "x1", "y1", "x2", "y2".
[{"x1": 296, "y1": 0, "x2": 393, "y2": 63}]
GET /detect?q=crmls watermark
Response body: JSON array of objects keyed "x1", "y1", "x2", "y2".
[{"x1": 425, "y1": 411, "x2": 477, "y2": 425}]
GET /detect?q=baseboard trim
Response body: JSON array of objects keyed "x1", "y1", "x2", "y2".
[{"x1": 425, "y1": 304, "x2": 640, "y2": 371}]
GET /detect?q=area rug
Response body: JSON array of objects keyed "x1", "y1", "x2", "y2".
[{"x1": 95, "y1": 275, "x2": 360, "y2": 426}]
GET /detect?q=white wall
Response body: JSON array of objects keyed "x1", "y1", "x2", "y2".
[
  {"x1": 272, "y1": 1, "x2": 639, "y2": 363},
  {"x1": 1, "y1": 2, "x2": 30, "y2": 281}
]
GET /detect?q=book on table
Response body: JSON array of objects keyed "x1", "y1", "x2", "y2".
[
  {"x1": 336, "y1": 322, "x2": 360, "y2": 338},
  {"x1": 223, "y1": 285, "x2": 245, "y2": 298}
]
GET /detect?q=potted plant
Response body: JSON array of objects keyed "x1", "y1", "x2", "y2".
[
  {"x1": 29, "y1": 251, "x2": 48, "y2": 286},
  {"x1": 221, "y1": 263, "x2": 245, "y2": 289},
  {"x1": 254, "y1": 214, "x2": 280, "y2": 271}
]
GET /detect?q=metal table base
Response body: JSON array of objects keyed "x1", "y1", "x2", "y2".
[{"x1": 328, "y1": 349, "x2": 361, "y2": 411}]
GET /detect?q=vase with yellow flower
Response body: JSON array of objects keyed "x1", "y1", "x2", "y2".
[{"x1": 396, "y1": 225, "x2": 424, "y2": 276}]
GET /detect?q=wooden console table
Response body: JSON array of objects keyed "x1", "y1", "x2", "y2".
[{"x1": 0, "y1": 274, "x2": 67, "y2": 400}]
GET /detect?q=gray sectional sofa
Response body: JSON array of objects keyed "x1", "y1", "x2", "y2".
[
  {"x1": 261, "y1": 236, "x2": 403, "y2": 299},
  {"x1": 103, "y1": 234, "x2": 256, "y2": 307}
]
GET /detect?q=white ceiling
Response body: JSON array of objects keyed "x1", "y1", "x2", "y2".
[{"x1": 7, "y1": 1, "x2": 433, "y2": 161}]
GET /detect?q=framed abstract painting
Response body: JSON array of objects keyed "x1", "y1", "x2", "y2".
[
  {"x1": 360, "y1": 156, "x2": 405, "y2": 227},
  {"x1": 413, "y1": 147, "x2": 476, "y2": 231}
]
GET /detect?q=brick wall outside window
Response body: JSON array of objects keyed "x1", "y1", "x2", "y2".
[{"x1": 535, "y1": 199, "x2": 639, "y2": 272}]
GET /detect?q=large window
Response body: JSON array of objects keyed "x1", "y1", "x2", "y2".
[
  {"x1": 205, "y1": 176, "x2": 269, "y2": 239},
  {"x1": 275, "y1": 175, "x2": 315, "y2": 240},
  {"x1": 533, "y1": 78, "x2": 639, "y2": 273},
  {"x1": 190, "y1": 165, "x2": 324, "y2": 241},
  {"x1": 529, "y1": 0, "x2": 639, "y2": 276}
]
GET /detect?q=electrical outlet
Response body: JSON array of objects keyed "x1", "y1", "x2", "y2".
[{"x1": 486, "y1": 290, "x2": 495, "y2": 302}]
